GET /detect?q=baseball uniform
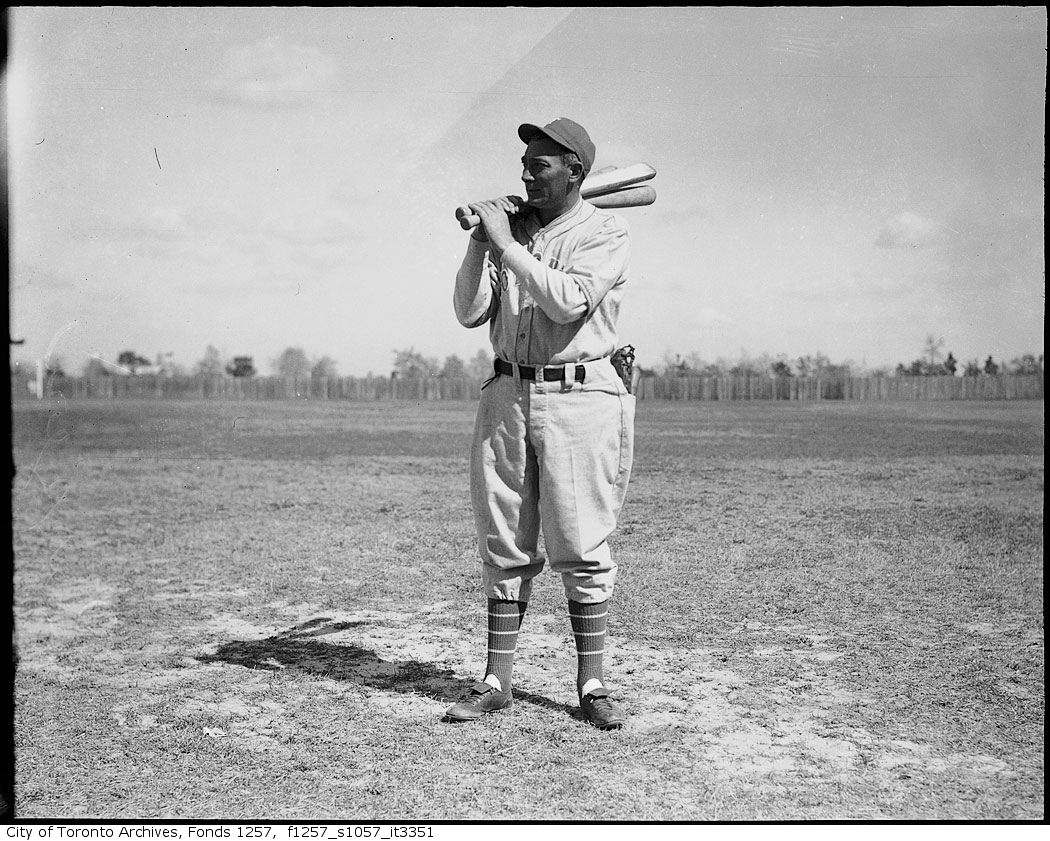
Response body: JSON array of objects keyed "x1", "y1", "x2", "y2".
[{"x1": 454, "y1": 196, "x2": 635, "y2": 605}]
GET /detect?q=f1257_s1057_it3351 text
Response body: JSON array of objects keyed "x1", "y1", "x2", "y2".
[{"x1": 288, "y1": 829, "x2": 434, "y2": 839}]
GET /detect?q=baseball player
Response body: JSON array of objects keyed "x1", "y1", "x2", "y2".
[{"x1": 446, "y1": 118, "x2": 635, "y2": 730}]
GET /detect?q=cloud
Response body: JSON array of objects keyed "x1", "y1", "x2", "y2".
[
  {"x1": 207, "y1": 37, "x2": 337, "y2": 107},
  {"x1": 71, "y1": 205, "x2": 196, "y2": 245},
  {"x1": 693, "y1": 307, "x2": 735, "y2": 327},
  {"x1": 875, "y1": 211, "x2": 942, "y2": 249}
]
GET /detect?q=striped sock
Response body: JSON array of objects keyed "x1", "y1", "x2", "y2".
[
  {"x1": 569, "y1": 599, "x2": 608, "y2": 696},
  {"x1": 485, "y1": 599, "x2": 526, "y2": 691}
]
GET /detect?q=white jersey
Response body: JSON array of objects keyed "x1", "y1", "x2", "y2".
[{"x1": 454, "y1": 197, "x2": 631, "y2": 366}]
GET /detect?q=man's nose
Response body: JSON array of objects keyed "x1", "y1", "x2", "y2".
[{"x1": 521, "y1": 167, "x2": 534, "y2": 183}]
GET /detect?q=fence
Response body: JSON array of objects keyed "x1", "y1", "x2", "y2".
[
  {"x1": 632, "y1": 373, "x2": 1044, "y2": 401},
  {"x1": 10, "y1": 372, "x2": 1044, "y2": 402},
  {"x1": 11, "y1": 373, "x2": 482, "y2": 402}
]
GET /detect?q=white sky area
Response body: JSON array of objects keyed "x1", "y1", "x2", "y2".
[{"x1": 6, "y1": 7, "x2": 1046, "y2": 376}]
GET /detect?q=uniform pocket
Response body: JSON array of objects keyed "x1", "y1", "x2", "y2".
[{"x1": 581, "y1": 358, "x2": 631, "y2": 396}]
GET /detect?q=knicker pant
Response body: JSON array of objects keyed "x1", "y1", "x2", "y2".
[{"x1": 469, "y1": 357, "x2": 635, "y2": 604}]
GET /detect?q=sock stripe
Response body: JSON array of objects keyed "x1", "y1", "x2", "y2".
[
  {"x1": 485, "y1": 599, "x2": 526, "y2": 690},
  {"x1": 569, "y1": 599, "x2": 609, "y2": 693}
]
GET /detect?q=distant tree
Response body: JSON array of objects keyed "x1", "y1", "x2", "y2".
[
  {"x1": 44, "y1": 356, "x2": 67, "y2": 377},
  {"x1": 226, "y1": 356, "x2": 257, "y2": 378},
  {"x1": 82, "y1": 357, "x2": 112, "y2": 378},
  {"x1": 983, "y1": 356, "x2": 1000, "y2": 376},
  {"x1": 195, "y1": 345, "x2": 225, "y2": 376},
  {"x1": 661, "y1": 352, "x2": 698, "y2": 376},
  {"x1": 659, "y1": 351, "x2": 678, "y2": 375},
  {"x1": 796, "y1": 353, "x2": 843, "y2": 377},
  {"x1": 440, "y1": 354, "x2": 467, "y2": 378},
  {"x1": 1009, "y1": 354, "x2": 1042, "y2": 375},
  {"x1": 466, "y1": 349, "x2": 492, "y2": 379},
  {"x1": 274, "y1": 347, "x2": 311, "y2": 378},
  {"x1": 896, "y1": 353, "x2": 962, "y2": 376},
  {"x1": 117, "y1": 349, "x2": 151, "y2": 374},
  {"x1": 392, "y1": 347, "x2": 439, "y2": 378},
  {"x1": 796, "y1": 354, "x2": 825, "y2": 377},
  {"x1": 311, "y1": 355, "x2": 339, "y2": 379},
  {"x1": 923, "y1": 334, "x2": 945, "y2": 369},
  {"x1": 684, "y1": 351, "x2": 707, "y2": 372},
  {"x1": 770, "y1": 360, "x2": 793, "y2": 378},
  {"x1": 729, "y1": 360, "x2": 761, "y2": 376},
  {"x1": 963, "y1": 359, "x2": 982, "y2": 377},
  {"x1": 728, "y1": 349, "x2": 768, "y2": 377},
  {"x1": 154, "y1": 352, "x2": 175, "y2": 375},
  {"x1": 727, "y1": 350, "x2": 769, "y2": 377}
]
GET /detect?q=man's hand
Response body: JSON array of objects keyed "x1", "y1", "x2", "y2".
[{"x1": 468, "y1": 197, "x2": 519, "y2": 257}]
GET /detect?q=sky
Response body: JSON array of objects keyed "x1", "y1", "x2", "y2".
[{"x1": 5, "y1": 7, "x2": 1046, "y2": 376}]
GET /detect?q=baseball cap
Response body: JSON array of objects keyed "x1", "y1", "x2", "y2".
[{"x1": 517, "y1": 117, "x2": 596, "y2": 176}]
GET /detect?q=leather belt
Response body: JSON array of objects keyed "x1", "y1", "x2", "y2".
[{"x1": 494, "y1": 357, "x2": 586, "y2": 383}]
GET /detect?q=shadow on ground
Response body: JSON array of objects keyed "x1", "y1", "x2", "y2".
[{"x1": 197, "y1": 617, "x2": 579, "y2": 720}]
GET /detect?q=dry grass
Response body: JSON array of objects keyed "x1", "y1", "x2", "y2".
[{"x1": 11, "y1": 398, "x2": 1044, "y2": 820}]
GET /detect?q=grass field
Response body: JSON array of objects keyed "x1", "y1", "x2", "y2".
[{"x1": 11, "y1": 398, "x2": 1044, "y2": 820}]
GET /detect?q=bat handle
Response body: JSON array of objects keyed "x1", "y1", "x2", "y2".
[
  {"x1": 455, "y1": 196, "x2": 524, "y2": 231},
  {"x1": 456, "y1": 207, "x2": 482, "y2": 231}
]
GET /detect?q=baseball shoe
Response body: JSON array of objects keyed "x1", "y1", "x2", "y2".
[
  {"x1": 443, "y1": 681, "x2": 513, "y2": 722},
  {"x1": 580, "y1": 687, "x2": 626, "y2": 730}
]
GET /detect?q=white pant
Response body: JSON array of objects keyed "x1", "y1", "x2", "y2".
[{"x1": 470, "y1": 357, "x2": 635, "y2": 604}]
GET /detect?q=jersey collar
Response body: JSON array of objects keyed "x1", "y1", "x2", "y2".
[{"x1": 523, "y1": 195, "x2": 593, "y2": 239}]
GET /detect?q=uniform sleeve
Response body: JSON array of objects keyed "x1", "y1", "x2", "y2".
[
  {"x1": 498, "y1": 215, "x2": 630, "y2": 325},
  {"x1": 453, "y1": 237, "x2": 500, "y2": 328}
]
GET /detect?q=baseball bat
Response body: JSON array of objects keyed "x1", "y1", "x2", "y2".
[
  {"x1": 579, "y1": 162, "x2": 656, "y2": 198},
  {"x1": 456, "y1": 162, "x2": 657, "y2": 230},
  {"x1": 585, "y1": 183, "x2": 656, "y2": 208}
]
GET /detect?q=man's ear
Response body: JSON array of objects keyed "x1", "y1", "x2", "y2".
[{"x1": 568, "y1": 161, "x2": 585, "y2": 186}]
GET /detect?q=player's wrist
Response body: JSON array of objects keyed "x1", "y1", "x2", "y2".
[{"x1": 488, "y1": 230, "x2": 515, "y2": 255}]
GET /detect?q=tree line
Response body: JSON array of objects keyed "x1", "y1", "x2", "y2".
[
  {"x1": 14, "y1": 337, "x2": 1043, "y2": 382},
  {"x1": 891, "y1": 335, "x2": 1043, "y2": 378},
  {"x1": 19, "y1": 345, "x2": 496, "y2": 381}
]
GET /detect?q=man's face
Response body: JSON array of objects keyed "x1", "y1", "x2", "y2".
[{"x1": 521, "y1": 137, "x2": 582, "y2": 210}]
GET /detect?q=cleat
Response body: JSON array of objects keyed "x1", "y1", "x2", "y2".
[
  {"x1": 580, "y1": 687, "x2": 626, "y2": 730},
  {"x1": 443, "y1": 680, "x2": 514, "y2": 722}
]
